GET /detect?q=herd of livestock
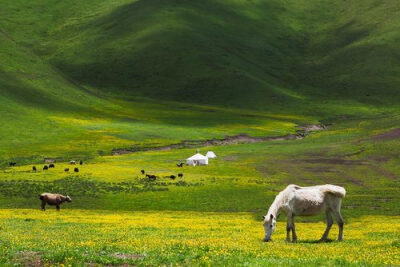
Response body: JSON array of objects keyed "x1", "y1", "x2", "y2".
[{"x1": 7, "y1": 160, "x2": 185, "y2": 211}]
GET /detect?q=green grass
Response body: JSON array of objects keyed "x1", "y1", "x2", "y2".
[
  {"x1": 1, "y1": 210, "x2": 399, "y2": 266},
  {"x1": 1, "y1": 0, "x2": 400, "y2": 160},
  {"x1": 0, "y1": 0, "x2": 400, "y2": 265},
  {"x1": 0, "y1": 119, "x2": 399, "y2": 265}
]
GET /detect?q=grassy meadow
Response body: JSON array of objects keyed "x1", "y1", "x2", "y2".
[
  {"x1": 1, "y1": 115, "x2": 399, "y2": 265},
  {"x1": 0, "y1": 0, "x2": 400, "y2": 265}
]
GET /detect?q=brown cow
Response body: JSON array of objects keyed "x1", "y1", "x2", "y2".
[{"x1": 39, "y1": 193, "x2": 72, "y2": 211}]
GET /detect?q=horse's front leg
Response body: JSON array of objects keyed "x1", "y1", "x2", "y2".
[
  {"x1": 291, "y1": 217, "x2": 297, "y2": 242},
  {"x1": 286, "y1": 219, "x2": 291, "y2": 242}
]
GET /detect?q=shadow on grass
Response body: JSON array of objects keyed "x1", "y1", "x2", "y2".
[{"x1": 296, "y1": 239, "x2": 334, "y2": 244}]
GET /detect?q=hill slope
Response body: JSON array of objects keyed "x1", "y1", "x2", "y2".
[{"x1": 0, "y1": 0, "x2": 399, "y2": 160}]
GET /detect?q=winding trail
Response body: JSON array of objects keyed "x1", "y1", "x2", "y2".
[{"x1": 111, "y1": 124, "x2": 325, "y2": 155}]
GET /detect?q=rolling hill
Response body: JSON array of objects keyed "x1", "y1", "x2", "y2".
[
  {"x1": 1, "y1": 1, "x2": 400, "y2": 265},
  {"x1": 0, "y1": 0, "x2": 399, "y2": 161}
]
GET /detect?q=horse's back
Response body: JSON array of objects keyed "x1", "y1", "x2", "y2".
[{"x1": 289, "y1": 186, "x2": 327, "y2": 216}]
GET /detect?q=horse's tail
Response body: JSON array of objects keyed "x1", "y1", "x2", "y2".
[{"x1": 322, "y1": 184, "x2": 346, "y2": 198}]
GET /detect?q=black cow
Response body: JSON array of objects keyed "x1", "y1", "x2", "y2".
[
  {"x1": 74, "y1": 167, "x2": 79, "y2": 173},
  {"x1": 178, "y1": 173, "x2": 183, "y2": 178},
  {"x1": 79, "y1": 160, "x2": 83, "y2": 165},
  {"x1": 32, "y1": 166, "x2": 37, "y2": 172},
  {"x1": 49, "y1": 164, "x2": 55, "y2": 168},
  {"x1": 141, "y1": 170, "x2": 145, "y2": 175},
  {"x1": 43, "y1": 165, "x2": 48, "y2": 170},
  {"x1": 64, "y1": 168, "x2": 70, "y2": 172},
  {"x1": 9, "y1": 162, "x2": 16, "y2": 167},
  {"x1": 176, "y1": 162, "x2": 184, "y2": 167},
  {"x1": 169, "y1": 175, "x2": 176, "y2": 180}
]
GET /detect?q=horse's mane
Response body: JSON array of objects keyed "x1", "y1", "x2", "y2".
[{"x1": 268, "y1": 185, "x2": 299, "y2": 217}]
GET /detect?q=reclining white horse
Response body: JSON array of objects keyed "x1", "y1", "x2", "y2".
[{"x1": 263, "y1": 184, "x2": 346, "y2": 242}]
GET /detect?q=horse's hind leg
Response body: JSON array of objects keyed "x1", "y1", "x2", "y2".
[
  {"x1": 333, "y1": 206, "x2": 344, "y2": 241},
  {"x1": 319, "y1": 210, "x2": 333, "y2": 242}
]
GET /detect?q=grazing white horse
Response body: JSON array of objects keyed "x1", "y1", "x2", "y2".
[{"x1": 263, "y1": 184, "x2": 346, "y2": 242}]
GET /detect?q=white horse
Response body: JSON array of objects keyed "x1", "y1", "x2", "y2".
[{"x1": 263, "y1": 184, "x2": 346, "y2": 242}]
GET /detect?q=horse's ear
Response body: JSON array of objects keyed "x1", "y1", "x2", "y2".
[{"x1": 270, "y1": 214, "x2": 274, "y2": 220}]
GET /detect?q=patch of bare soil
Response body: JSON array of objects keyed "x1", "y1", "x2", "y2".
[
  {"x1": 300, "y1": 158, "x2": 368, "y2": 165},
  {"x1": 305, "y1": 167, "x2": 339, "y2": 173},
  {"x1": 344, "y1": 148, "x2": 365, "y2": 157},
  {"x1": 375, "y1": 197, "x2": 395, "y2": 203},
  {"x1": 344, "y1": 204, "x2": 361, "y2": 209},
  {"x1": 110, "y1": 253, "x2": 145, "y2": 260},
  {"x1": 112, "y1": 124, "x2": 326, "y2": 155},
  {"x1": 374, "y1": 166, "x2": 399, "y2": 180},
  {"x1": 371, "y1": 128, "x2": 400, "y2": 141},
  {"x1": 222, "y1": 155, "x2": 239, "y2": 161},
  {"x1": 346, "y1": 177, "x2": 365, "y2": 186},
  {"x1": 14, "y1": 251, "x2": 43, "y2": 267}
]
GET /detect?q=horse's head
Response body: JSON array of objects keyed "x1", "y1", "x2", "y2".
[{"x1": 263, "y1": 214, "x2": 276, "y2": 242}]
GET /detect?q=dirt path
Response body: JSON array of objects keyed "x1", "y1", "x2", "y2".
[
  {"x1": 111, "y1": 124, "x2": 326, "y2": 155},
  {"x1": 371, "y1": 128, "x2": 400, "y2": 141}
]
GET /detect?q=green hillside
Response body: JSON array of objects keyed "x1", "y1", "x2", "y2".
[
  {"x1": 1, "y1": 1, "x2": 400, "y2": 265},
  {"x1": 1, "y1": 0, "x2": 399, "y2": 160}
]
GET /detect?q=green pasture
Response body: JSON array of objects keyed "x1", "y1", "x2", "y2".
[
  {"x1": 0, "y1": 116, "x2": 399, "y2": 265},
  {"x1": 0, "y1": 0, "x2": 399, "y2": 265}
]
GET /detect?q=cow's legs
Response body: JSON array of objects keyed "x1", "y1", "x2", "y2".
[
  {"x1": 56, "y1": 205, "x2": 60, "y2": 211},
  {"x1": 41, "y1": 201, "x2": 46, "y2": 211},
  {"x1": 319, "y1": 210, "x2": 333, "y2": 242}
]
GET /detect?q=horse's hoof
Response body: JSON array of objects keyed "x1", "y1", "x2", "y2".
[{"x1": 318, "y1": 239, "x2": 327, "y2": 243}]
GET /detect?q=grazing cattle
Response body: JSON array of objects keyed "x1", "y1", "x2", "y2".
[
  {"x1": 32, "y1": 166, "x2": 37, "y2": 172},
  {"x1": 9, "y1": 162, "x2": 16, "y2": 167},
  {"x1": 74, "y1": 167, "x2": 79, "y2": 173},
  {"x1": 263, "y1": 184, "x2": 346, "y2": 243},
  {"x1": 79, "y1": 160, "x2": 83, "y2": 165},
  {"x1": 43, "y1": 165, "x2": 48, "y2": 170},
  {"x1": 176, "y1": 162, "x2": 184, "y2": 167},
  {"x1": 64, "y1": 168, "x2": 69, "y2": 172},
  {"x1": 39, "y1": 193, "x2": 72, "y2": 211},
  {"x1": 141, "y1": 170, "x2": 145, "y2": 175},
  {"x1": 49, "y1": 163, "x2": 55, "y2": 168},
  {"x1": 169, "y1": 175, "x2": 176, "y2": 180},
  {"x1": 146, "y1": 174, "x2": 157, "y2": 181},
  {"x1": 70, "y1": 160, "x2": 76, "y2": 165},
  {"x1": 178, "y1": 173, "x2": 183, "y2": 178}
]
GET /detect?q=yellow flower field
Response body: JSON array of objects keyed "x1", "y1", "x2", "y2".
[{"x1": 0, "y1": 209, "x2": 399, "y2": 266}]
